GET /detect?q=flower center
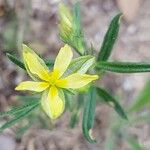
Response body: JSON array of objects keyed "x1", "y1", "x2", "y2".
[
  {"x1": 48, "y1": 70, "x2": 60, "y2": 86},
  {"x1": 47, "y1": 70, "x2": 67, "y2": 88},
  {"x1": 49, "y1": 80, "x2": 56, "y2": 86}
]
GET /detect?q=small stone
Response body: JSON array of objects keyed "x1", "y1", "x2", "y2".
[{"x1": 0, "y1": 135, "x2": 16, "y2": 150}]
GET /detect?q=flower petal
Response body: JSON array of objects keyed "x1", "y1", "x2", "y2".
[
  {"x1": 59, "y1": 73, "x2": 98, "y2": 89},
  {"x1": 41, "y1": 86, "x2": 65, "y2": 119},
  {"x1": 54, "y1": 44, "x2": 73, "y2": 78},
  {"x1": 15, "y1": 81, "x2": 49, "y2": 92},
  {"x1": 23, "y1": 44, "x2": 50, "y2": 81}
]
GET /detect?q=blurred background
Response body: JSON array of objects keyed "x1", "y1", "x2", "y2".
[{"x1": 0, "y1": 0, "x2": 150, "y2": 149}]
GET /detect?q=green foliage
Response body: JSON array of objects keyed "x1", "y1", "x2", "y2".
[
  {"x1": 131, "y1": 113, "x2": 150, "y2": 124},
  {"x1": 69, "y1": 94, "x2": 84, "y2": 128},
  {"x1": 6, "y1": 53, "x2": 26, "y2": 70},
  {"x1": 0, "y1": 100, "x2": 39, "y2": 132},
  {"x1": 96, "y1": 87, "x2": 127, "y2": 120},
  {"x1": 72, "y1": 2, "x2": 86, "y2": 55},
  {"x1": 4, "y1": 2, "x2": 150, "y2": 145},
  {"x1": 64, "y1": 93, "x2": 73, "y2": 111},
  {"x1": 44, "y1": 59, "x2": 54, "y2": 68},
  {"x1": 66, "y1": 55, "x2": 95, "y2": 75},
  {"x1": 15, "y1": 124, "x2": 32, "y2": 139},
  {"x1": 130, "y1": 80, "x2": 150, "y2": 112},
  {"x1": 59, "y1": 2, "x2": 86, "y2": 55},
  {"x1": 97, "y1": 13, "x2": 122, "y2": 61},
  {"x1": 82, "y1": 86, "x2": 96, "y2": 143},
  {"x1": 96, "y1": 61, "x2": 150, "y2": 73},
  {"x1": 128, "y1": 137, "x2": 145, "y2": 150},
  {"x1": 0, "y1": 101, "x2": 38, "y2": 118},
  {"x1": 17, "y1": 95, "x2": 39, "y2": 103},
  {"x1": 2, "y1": 15, "x2": 18, "y2": 51}
]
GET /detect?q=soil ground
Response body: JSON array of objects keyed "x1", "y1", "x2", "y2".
[{"x1": 0, "y1": 0, "x2": 150, "y2": 149}]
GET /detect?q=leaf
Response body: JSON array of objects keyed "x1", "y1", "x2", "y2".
[
  {"x1": 128, "y1": 137, "x2": 145, "y2": 150},
  {"x1": 65, "y1": 55, "x2": 95, "y2": 76},
  {"x1": 129, "y1": 81, "x2": 150, "y2": 112},
  {"x1": 131, "y1": 113, "x2": 150, "y2": 125},
  {"x1": 64, "y1": 93, "x2": 73, "y2": 111},
  {"x1": 97, "y1": 13, "x2": 122, "y2": 61},
  {"x1": 2, "y1": 19, "x2": 18, "y2": 51},
  {"x1": 72, "y1": 2, "x2": 86, "y2": 55},
  {"x1": 82, "y1": 86, "x2": 97, "y2": 143},
  {"x1": 17, "y1": 95, "x2": 39, "y2": 103},
  {"x1": 6, "y1": 53, "x2": 26, "y2": 70},
  {"x1": 96, "y1": 61, "x2": 150, "y2": 73},
  {"x1": 0, "y1": 100, "x2": 39, "y2": 118},
  {"x1": 45, "y1": 59, "x2": 54, "y2": 67},
  {"x1": 96, "y1": 87, "x2": 128, "y2": 120},
  {"x1": 63, "y1": 89, "x2": 76, "y2": 95},
  {"x1": 15, "y1": 124, "x2": 31, "y2": 139},
  {"x1": 0, "y1": 102, "x2": 39, "y2": 132},
  {"x1": 105, "y1": 135, "x2": 116, "y2": 150},
  {"x1": 70, "y1": 94, "x2": 84, "y2": 128}
]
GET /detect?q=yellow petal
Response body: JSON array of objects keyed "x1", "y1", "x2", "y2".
[
  {"x1": 23, "y1": 44, "x2": 50, "y2": 81},
  {"x1": 15, "y1": 81, "x2": 49, "y2": 92},
  {"x1": 54, "y1": 44, "x2": 73, "y2": 78},
  {"x1": 59, "y1": 73, "x2": 99, "y2": 89},
  {"x1": 41, "y1": 86, "x2": 65, "y2": 119}
]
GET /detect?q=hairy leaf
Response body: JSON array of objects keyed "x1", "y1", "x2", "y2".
[
  {"x1": 128, "y1": 137, "x2": 145, "y2": 150},
  {"x1": 70, "y1": 94, "x2": 84, "y2": 128},
  {"x1": 0, "y1": 102, "x2": 39, "y2": 132},
  {"x1": 0, "y1": 100, "x2": 39, "y2": 118},
  {"x1": 65, "y1": 55, "x2": 95, "y2": 76},
  {"x1": 97, "y1": 13, "x2": 122, "y2": 61},
  {"x1": 6, "y1": 53, "x2": 26, "y2": 70},
  {"x1": 96, "y1": 87, "x2": 127, "y2": 120},
  {"x1": 96, "y1": 61, "x2": 150, "y2": 73},
  {"x1": 129, "y1": 81, "x2": 150, "y2": 112},
  {"x1": 82, "y1": 86, "x2": 97, "y2": 143},
  {"x1": 72, "y1": 2, "x2": 86, "y2": 55}
]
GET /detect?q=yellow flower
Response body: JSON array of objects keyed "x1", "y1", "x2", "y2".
[{"x1": 15, "y1": 44, "x2": 98, "y2": 119}]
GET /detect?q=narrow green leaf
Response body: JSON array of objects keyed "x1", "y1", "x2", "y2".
[
  {"x1": 0, "y1": 102, "x2": 39, "y2": 132},
  {"x1": 82, "y1": 86, "x2": 97, "y2": 143},
  {"x1": 96, "y1": 61, "x2": 150, "y2": 73},
  {"x1": 18, "y1": 95, "x2": 39, "y2": 103},
  {"x1": 131, "y1": 114, "x2": 150, "y2": 125},
  {"x1": 96, "y1": 87, "x2": 127, "y2": 120},
  {"x1": 64, "y1": 93, "x2": 73, "y2": 111},
  {"x1": 72, "y1": 2, "x2": 86, "y2": 55},
  {"x1": 97, "y1": 13, "x2": 122, "y2": 61},
  {"x1": 105, "y1": 135, "x2": 116, "y2": 150},
  {"x1": 128, "y1": 137, "x2": 145, "y2": 150},
  {"x1": 6, "y1": 53, "x2": 26, "y2": 70},
  {"x1": 0, "y1": 100, "x2": 39, "y2": 118},
  {"x1": 44, "y1": 59, "x2": 54, "y2": 68},
  {"x1": 129, "y1": 81, "x2": 150, "y2": 112},
  {"x1": 63, "y1": 89, "x2": 76, "y2": 95},
  {"x1": 70, "y1": 94, "x2": 84, "y2": 128},
  {"x1": 73, "y1": 2, "x2": 81, "y2": 34},
  {"x1": 65, "y1": 55, "x2": 95, "y2": 76},
  {"x1": 15, "y1": 124, "x2": 31, "y2": 139}
]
